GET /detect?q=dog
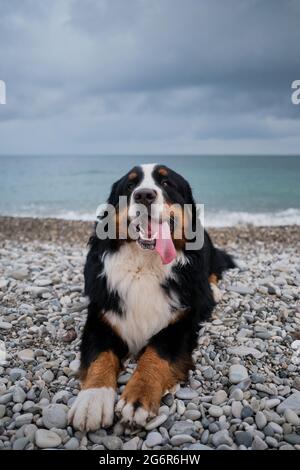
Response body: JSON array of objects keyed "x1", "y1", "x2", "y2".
[{"x1": 68, "y1": 163, "x2": 235, "y2": 431}]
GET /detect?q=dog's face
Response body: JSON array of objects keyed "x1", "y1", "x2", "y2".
[{"x1": 105, "y1": 163, "x2": 196, "y2": 262}]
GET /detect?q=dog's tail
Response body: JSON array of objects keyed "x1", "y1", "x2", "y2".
[
  {"x1": 205, "y1": 231, "x2": 236, "y2": 279},
  {"x1": 211, "y1": 247, "x2": 236, "y2": 279}
]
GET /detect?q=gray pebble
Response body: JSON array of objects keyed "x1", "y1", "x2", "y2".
[
  {"x1": 212, "y1": 430, "x2": 233, "y2": 447},
  {"x1": 15, "y1": 413, "x2": 33, "y2": 427},
  {"x1": 162, "y1": 393, "x2": 174, "y2": 407},
  {"x1": 64, "y1": 437, "x2": 79, "y2": 450},
  {"x1": 169, "y1": 421, "x2": 195, "y2": 436},
  {"x1": 13, "y1": 437, "x2": 30, "y2": 450},
  {"x1": 283, "y1": 434, "x2": 300, "y2": 445},
  {"x1": 175, "y1": 388, "x2": 198, "y2": 400},
  {"x1": 252, "y1": 435, "x2": 268, "y2": 450},
  {"x1": 235, "y1": 431, "x2": 253, "y2": 448},
  {"x1": 0, "y1": 405, "x2": 6, "y2": 418},
  {"x1": 170, "y1": 434, "x2": 195, "y2": 446},
  {"x1": 229, "y1": 365, "x2": 248, "y2": 384},
  {"x1": 208, "y1": 405, "x2": 223, "y2": 418},
  {"x1": 284, "y1": 409, "x2": 300, "y2": 426},
  {"x1": 35, "y1": 429, "x2": 62, "y2": 449},
  {"x1": 145, "y1": 414, "x2": 167, "y2": 431},
  {"x1": 102, "y1": 436, "x2": 123, "y2": 450},
  {"x1": 231, "y1": 401, "x2": 243, "y2": 418},
  {"x1": 255, "y1": 411, "x2": 267, "y2": 429},
  {"x1": 184, "y1": 410, "x2": 201, "y2": 421},
  {"x1": 241, "y1": 406, "x2": 253, "y2": 419},
  {"x1": 13, "y1": 387, "x2": 26, "y2": 404},
  {"x1": 145, "y1": 431, "x2": 163, "y2": 448},
  {"x1": 212, "y1": 390, "x2": 227, "y2": 405},
  {"x1": 188, "y1": 444, "x2": 212, "y2": 450},
  {"x1": 42, "y1": 404, "x2": 68, "y2": 429},
  {"x1": 123, "y1": 437, "x2": 139, "y2": 450}
]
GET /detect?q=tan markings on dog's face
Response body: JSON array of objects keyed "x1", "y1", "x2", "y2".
[
  {"x1": 128, "y1": 171, "x2": 138, "y2": 180},
  {"x1": 80, "y1": 351, "x2": 120, "y2": 389},
  {"x1": 158, "y1": 167, "x2": 168, "y2": 177},
  {"x1": 119, "y1": 346, "x2": 188, "y2": 414},
  {"x1": 162, "y1": 203, "x2": 193, "y2": 250}
]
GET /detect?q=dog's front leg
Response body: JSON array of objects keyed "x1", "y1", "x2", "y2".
[
  {"x1": 116, "y1": 319, "x2": 195, "y2": 427},
  {"x1": 68, "y1": 311, "x2": 128, "y2": 431}
]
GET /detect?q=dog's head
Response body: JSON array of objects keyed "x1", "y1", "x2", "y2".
[{"x1": 98, "y1": 163, "x2": 198, "y2": 263}]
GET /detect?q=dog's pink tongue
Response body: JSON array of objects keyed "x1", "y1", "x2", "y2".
[{"x1": 154, "y1": 221, "x2": 176, "y2": 265}]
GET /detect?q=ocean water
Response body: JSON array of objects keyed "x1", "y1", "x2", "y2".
[{"x1": 0, "y1": 155, "x2": 299, "y2": 226}]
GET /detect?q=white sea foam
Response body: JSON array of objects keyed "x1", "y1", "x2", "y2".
[
  {"x1": 3, "y1": 208, "x2": 300, "y2": 227},
  {"x1": 204, "y1": 208, "x2": 300, "y2": 227}
]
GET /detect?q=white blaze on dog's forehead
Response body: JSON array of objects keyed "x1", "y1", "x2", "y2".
[{"x1": 139, "y1": 163, "x2": 157, "y2": 188}]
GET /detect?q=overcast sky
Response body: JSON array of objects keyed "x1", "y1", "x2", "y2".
[{"x1": 0, "y1": 0, "x2": 299, "y2": 155}]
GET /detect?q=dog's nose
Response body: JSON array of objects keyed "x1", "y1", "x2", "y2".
[{"x1": 133, "y1": 188, "x2": 157, "y2": 206}]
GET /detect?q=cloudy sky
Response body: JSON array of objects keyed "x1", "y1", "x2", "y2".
[{"x1": 0, "y1": 0, "x2": 299, "y2": 155}]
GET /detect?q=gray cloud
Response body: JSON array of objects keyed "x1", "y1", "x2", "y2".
[{"x1": 0, "y1": 0, "x2": 299, "y2": 154}]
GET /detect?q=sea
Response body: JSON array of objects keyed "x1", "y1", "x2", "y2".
[{"x1": 0, "y1": 154, "x2": 299, "y2": 227}]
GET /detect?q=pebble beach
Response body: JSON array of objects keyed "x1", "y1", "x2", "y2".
[{"x1": 0, "y1": 216, "x2": 299, "y2": 451}]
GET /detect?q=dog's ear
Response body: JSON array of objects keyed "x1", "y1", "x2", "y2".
[{"x1": 107, "y1": 177, "x2": 125, "y2": 207}]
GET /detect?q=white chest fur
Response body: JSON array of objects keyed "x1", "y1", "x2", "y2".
[{"x1": 102, "y1": 243, "x2": 184, "y2": 354}]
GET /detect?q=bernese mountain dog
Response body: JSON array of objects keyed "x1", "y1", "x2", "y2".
[{"x1": 68, "y1": 163, "x2": 235, "y2": 431}]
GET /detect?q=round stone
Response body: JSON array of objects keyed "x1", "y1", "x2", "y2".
[
  {"x1": 252, "y1": 435, "x2": 268, "y2": 450},
  {"x1": 212, "y1": 390, "x2": 227, "y2": 405},
  {"x1": 229, "y1": 365, "x2": 248, "y2": 384},
  {"x1": 102, "y1": 436, "x2": 123, "y2": 450},
  {"x1": 42, "y1": 404, "x2": 68, "y2": 429},
  {"x1": 184, "y1": 410, "x2": 201, "y2": 421},
  {"x1": 35, "y1": 429, "x2": 62, "y2": 449},
  {"x1": 169, "y1": 421, "x2": 195, "y2": 436},
  {"x1": 212, "y1": 430, "x2": 233, "y2": 447},
  {"x1": 235, "y1": 431, "x2": 253, "y2": 447},
  {"x1": 231, "y1": 401, "x2": 243, "y2": 418},
  {"x1": 145, "y1": 432, "x2": 163, "y2": 448},
  {"x1": 284, "y1": 409, "x2": 300, "y2": 426},
  {"x1": 255, "y1": 411, "x2": 267, "y2": 430},
  {"x1": 283, "y1": 434, "x2": 300, "y2": 445},
  {"x1": 208, "y1": 405, "x2": 223, "y2": 418},
  {"x1": 15, "y1": 413, "x2": 33, "y2": 427},
  {"x1": 42, "y1": 370, "x2": 54, "y2": 384},
  {"x1": 69, "y1": 359, "x2": 80, "y2": 373},
  {"x1": 13, "y1": 387, "x2": 26, "y2": 404},
  {"x1": 13, "y1": 437, "x2": 30, "y2": 450},
  {"x1": 170, "y1": 434, "x2": 195, "y2": 446},
  {"x1": 18, "y1": 349, "x2": 35, "y2": 363},
  {"x1": 64, "y1": 438, "x2": 79, "y2": 450},
  {"x1": 230, "y1": 388, "x2": 244, "y2": 401},
  {"x1": 162, "y1": 393, "x2": 174, "y2": 407},
  {"x1": 175, "y1": 388, "x2": 198, "y2": 400},
  {"x1": 145, "y1": 414, "x2": 167, "y2": 431},
  {"x1": 123, "y1": 437, "x2": 140, "y2": 451},
  {"x1": 241, "y1": 406, "x2": 253, "y2": 419},
  {"x1": 0, "y1": 405, "x2": 6, "y2": 418},
  {"x1": 0, "y1": 321, "x2": 12, "y2": 330},
  {"x1": 188, "y1": 444, "x2": 212, "y2": 450}
]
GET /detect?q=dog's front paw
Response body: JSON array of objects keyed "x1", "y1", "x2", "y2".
[
  {"x1": 116, "y1": 397, "x2": 155, "y2": 427},
  {"x1": 68, "y1": 387, "x2": 116, "y2": 431}
]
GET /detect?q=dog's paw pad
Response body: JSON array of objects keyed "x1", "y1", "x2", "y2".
[{"x1": 68, "y1": 387, "x2": 115, "y2": 431}]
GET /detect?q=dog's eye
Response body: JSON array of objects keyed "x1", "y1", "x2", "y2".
[{"x1": 161, "y1": 179, "x2": 169, "y2": 188}]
